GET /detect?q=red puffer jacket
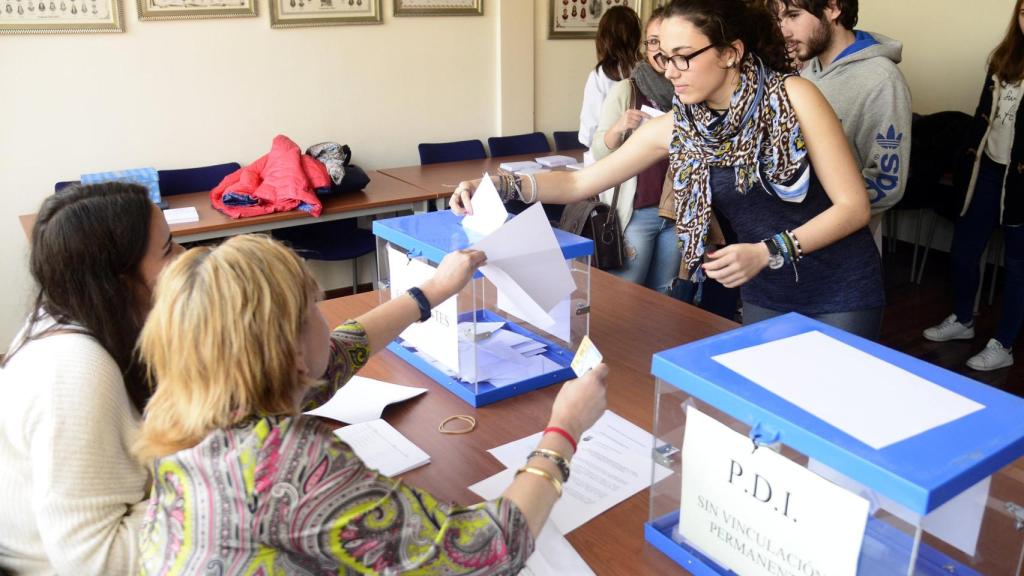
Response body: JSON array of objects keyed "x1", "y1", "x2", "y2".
[{"x1": 211, "y1": 135, "x2": 330, "y2": 218}]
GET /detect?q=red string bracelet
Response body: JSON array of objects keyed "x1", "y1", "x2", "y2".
[{"x1": 543, "y1": 426, "x2": 578, "y2": 453}]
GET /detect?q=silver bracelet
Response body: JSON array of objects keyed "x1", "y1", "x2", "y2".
[{"x1": 524, "y1": 173, "x2": 539, "y2": 203}]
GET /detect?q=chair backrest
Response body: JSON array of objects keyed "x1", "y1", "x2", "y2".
[
  {"x1": 417, "y1": 140, "x2": 487, "y2": 165},
  {"x1": 487, "y1": 132, "x2": 551, "y2": 157},
  {"x1": 553, "y1": 130, "x2": 585, "y2": 152},
  {"x1": 54, "y1": 180, "x2": 80, "y2": 194},
  {"x1": 157, "y1": 162, "x2": 241, "y2": 196},
  {"x1": 901, "y1": 111, "x2": 973, "y2": 210}
]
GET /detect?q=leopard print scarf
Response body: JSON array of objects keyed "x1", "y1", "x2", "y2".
[{"x1": 669, "y1": 54, "x2": 807, "y2": 279}]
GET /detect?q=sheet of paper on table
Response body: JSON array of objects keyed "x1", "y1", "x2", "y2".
[{"x1": 305, "y1": 375, "x2": 426, "y2": 424}]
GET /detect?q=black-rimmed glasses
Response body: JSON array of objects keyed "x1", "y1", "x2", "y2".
[{"x1": 653, "y1": 44, "x2": 715, "y2": 71}]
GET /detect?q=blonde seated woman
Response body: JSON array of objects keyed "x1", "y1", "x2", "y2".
[{"x1": 134, "y1": 234, "x2": 608, "y2": 575}]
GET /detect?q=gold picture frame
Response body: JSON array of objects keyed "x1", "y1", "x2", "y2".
[
  {"x1": 137, "y1": 0, "x2": 256, "y2": 21},
  {"x1": 393, "y1": 0, "x2": 481, "y2": 16},
  {"x1": 269, "y1": 0, "x2": 380, "y2": 27},
  {"x1": 0, "y1": 0, "x2": 123, "y2": 34},
  {"x1": 549, "y1": 0, "x2": 643, "y2": 39}
]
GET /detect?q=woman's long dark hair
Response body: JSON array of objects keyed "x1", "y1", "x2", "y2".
[
  {"x1": 3, "y1": 182, "x2": 155, "y2": 412},
  {"x1": 663, "y1": 0, "x2": 794, "y2": 74},
  {"x1": 991, "y1": 0, "x2": 1024, "y2": 83},
  {"x1": 595, "y1": 5, "x2": 643, "y2": 81}
]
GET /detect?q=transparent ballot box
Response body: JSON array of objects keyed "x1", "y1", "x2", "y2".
[
  {"x1": 372, "y1": 209, "x2": 592, "y2": 407},
  {"x1": 646, "y1": 313, "x2": 1024, "y2": 576}
]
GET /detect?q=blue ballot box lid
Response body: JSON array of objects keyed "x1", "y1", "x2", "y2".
[
  {"x1": 372, "y1": 209, "x2": 593, "y2": 265},
  {"x1": 651, "y1": 313, "x2": 1024, "y2": 516}
]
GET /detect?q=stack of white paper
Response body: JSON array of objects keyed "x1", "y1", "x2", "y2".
[
  {"x1": 534, "y1": 155, "x2": 578, "y2": 168},
  {"x1": 163, "y1": 206, "x2": 199, "y2": 225},
  {"x1": 305, "y1": 375, "x2": 426, "y2": 424},
  {"x1": 498, "y1": 160, "x2": 544, "y2": 173},
  {"x1": 334, "y1": 419, "x2": 430, "y2": 477}
]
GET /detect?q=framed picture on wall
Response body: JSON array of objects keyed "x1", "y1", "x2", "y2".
[
  {"x1": 0, "y1": 0, "x2": 123, "y2": 34},
  {"x1": 270, "y1": 0, "x2": 380, "y2": 28},
  {"x1": 549, "y1": 0, "x2": 643, "y2": 39},
  {"x1": 394, "y1": 0, "x2": 481, "y2": 16},
  {"x1": 137, "y1": 0, "x2": 255, "y2": 21}
]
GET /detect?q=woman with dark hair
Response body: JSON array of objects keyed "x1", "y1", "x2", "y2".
[
  {"x1": 578, "y1": 5, "x2": 643, "y2": 148},
  {"x1": 455, "y1": 0, "x2": 884, "y2": 338},
  {"x1": 0, "y1": 183, "x2": 183, "y2": 575},
  {"x1": 923, "y1": 0, "x2": 1024, "y2": 371}
]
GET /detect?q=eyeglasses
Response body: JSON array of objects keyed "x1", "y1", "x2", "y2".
[
  {"x1": 653, "y1": 44, "x2": 715, "y2": 71},
  {"x1": 643, "y1": 38, "x2": 660, "y2": 50}
]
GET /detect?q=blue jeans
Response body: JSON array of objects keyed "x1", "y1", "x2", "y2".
[
  {"x1": 743, "y1": 302, "x2": 884, "y2": 340},
  {"x1": 611, "y1": 207, "x2": 679, "y2": 294},
  {"x1": 952, "y1": 155, "x2": 1024, "y2": 348}
]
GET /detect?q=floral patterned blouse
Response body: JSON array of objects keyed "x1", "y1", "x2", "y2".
[{"x1": 139, "y1": 321, "x2": 534, "y2": 575}]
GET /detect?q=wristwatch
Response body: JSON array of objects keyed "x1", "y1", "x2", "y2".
[{"x1": 763, "y1": 238, "x2": 784, "y2": 270}]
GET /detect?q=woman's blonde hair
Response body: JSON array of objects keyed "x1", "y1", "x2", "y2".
[{"x1": 134, "y1": 234, "x2": 320, "y2": 462}]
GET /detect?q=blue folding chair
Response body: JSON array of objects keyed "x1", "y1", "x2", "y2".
[
  {"x1": 157, "y1": 162, "x2": 241, "y2": 196},
  {"x1": 553, "y1": 131, "x2": 585, "y2": 152},
  {"x1": 274, "y1": 217, "x2": 377, "y2": 295},
  {"x1": 487, "y1": 132, "x2": 551, "y2": 157},
  {"x1": 418, "y1": 139, "x2": 487, "y2": 165}
]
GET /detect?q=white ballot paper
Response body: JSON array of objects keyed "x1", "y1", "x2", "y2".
[
  {"x1": 679, "y1": 405, "x2": 869, "y2": 576},
  {"x1": 471, "y1": 410, "x2": 671, "y2": 534},
  {"x1": 535, "y1": 155, "x2": 578, "y2": 168},
  {"x1": 807, "y1": 459, "x2": 990, "y2": 557},
  {"x1": 334, "y1": 419, "x2": 430, "y2": 477},
  {"x1": 386, "y1": 244, "x2": 460, "y2": 372},
  {"x1": 304, "y1": 375, "x2": 426, "y2": 424},
  {"x1": 460, "y1": 172, "x2": 509, "y2": 236},
  {"x1": 640, "y1": 105, "x2": 666, "y2": 121},
  {"x1": 163, "y1": 206, "x2": 199, "y2": 225},
  {"x1": 712, "y1": 331, "x2": 985, "y2": 449},
  {"x1": 472, "y1": 203, "x2": 575, "y2": 332}
]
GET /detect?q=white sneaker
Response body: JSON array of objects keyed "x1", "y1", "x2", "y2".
[
  {"x1": 923, "y1": 314, "x2": 975, "y2": 342},
  {"x1": 966, "y1": 339, "x2": 1014, "y2": 371}
]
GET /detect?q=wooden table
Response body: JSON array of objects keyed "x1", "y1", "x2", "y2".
[
  {"x1": 317, "y1": 268, "x2": 736, "y2": 575},
  {"x1": 19, "y1": 170, "x2": 442, "y2": 244},
  {"x1": 378, "y1": 151, "x2": 585, "y2": 201}
]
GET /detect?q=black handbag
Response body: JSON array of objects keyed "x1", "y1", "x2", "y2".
[{"x1": 557, "y1": 189, "x2": 625, "y2": 270}]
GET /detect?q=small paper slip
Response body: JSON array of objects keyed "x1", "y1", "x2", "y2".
[
  {"x1": 460, "y1": 172, "x2": 508, "y2": 236},
  {"x1": 534, "y1": 155, "x2": 577, "y2": 168},
  {"x1": 570, "y1": 335, "x2": 602, "y2": 377},
  {"x1": 334, "y1": 419, "x2": 430, "y2": 477},
  {"x1": 640, "y1": 104, "x2": 666, "y2": 119},
  {"x1": 457, "y1": 321, "x2": 506, "y2": 342},
  {"x1": 305, "y1": 375, "x2": 426, "y2": 424},
  {"x1": 566, "y1": 163, "x2": 584, "y2": 171},
  {"x1": 498, "y1": 160, "x2": 543, "y2": 173},
  {"x1": 163, "y1": 206, "x2": 198, "y2": 225}
]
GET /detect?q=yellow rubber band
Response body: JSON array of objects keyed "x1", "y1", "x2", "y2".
[{"x1": 438, "y1": 415, "x2": 476, "y2": 435}]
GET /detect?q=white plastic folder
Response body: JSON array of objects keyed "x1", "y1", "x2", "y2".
[{"x1": 334, "y1": 419, "x2": 430, "y2": 477}]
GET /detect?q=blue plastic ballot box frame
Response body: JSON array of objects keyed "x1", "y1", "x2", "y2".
[
  {"x1": 645, "y1": 313, "x2": 1024, "y2": 575},
  {"x1": 372, "y1": 210, "x2": 593, "y2": 407}
]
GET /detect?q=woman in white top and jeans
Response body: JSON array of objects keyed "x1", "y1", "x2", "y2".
[
  {"x1": 923, "y1": 0, "x2": 1024, "y2": 371},
  {"x1": 0, "y1": 183, "x2": 183, "y2": 575},
  {"x1": 578, "y1": 5, "x2": 642, "y2": 149}
]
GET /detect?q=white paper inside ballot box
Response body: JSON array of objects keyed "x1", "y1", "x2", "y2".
[{"x1": 385, "y1": 244, "x2": 459, "y2": 373}]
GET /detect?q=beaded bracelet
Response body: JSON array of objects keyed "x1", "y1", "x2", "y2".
[
  {"x1": 516, "y1": 466, "x2": 563, "y2": 497},
  {"x1": 528, "y1": 448, "x2": 571, "y2": 482}
]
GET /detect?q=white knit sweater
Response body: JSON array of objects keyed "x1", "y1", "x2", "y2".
[{"x1": 0, "y1": 319, "x2": 148, "y2": 576}]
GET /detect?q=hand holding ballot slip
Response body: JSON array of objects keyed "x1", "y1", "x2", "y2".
[{"x1": 571, "y1": 335, "x2": 603, "y2": 377}]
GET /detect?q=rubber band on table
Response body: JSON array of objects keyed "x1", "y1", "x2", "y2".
[{"x1": 438, "y1": 415, "x2": 477, "y2": 434}]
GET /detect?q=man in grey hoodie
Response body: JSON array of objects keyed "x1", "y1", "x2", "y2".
[{"x1": 775, "y1": 0, "x2": 912, "y2": 251}]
